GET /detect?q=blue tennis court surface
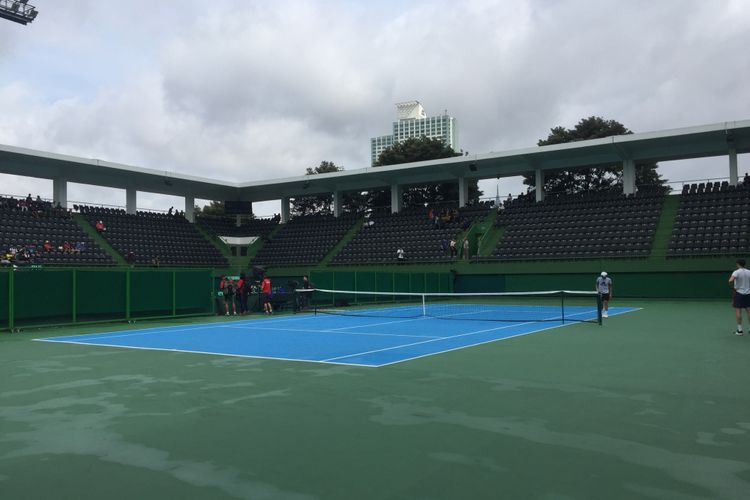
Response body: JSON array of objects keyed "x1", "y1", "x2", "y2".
[{"x1": 36, "y1": 305, "x2": 639, "y2": 367}]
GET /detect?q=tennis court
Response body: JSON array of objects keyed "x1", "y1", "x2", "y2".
[{"x1": 36, "y1": 296, "x2": 638, "y2": 366}]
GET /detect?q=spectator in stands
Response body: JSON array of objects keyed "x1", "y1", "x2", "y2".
[
  {"x1": 449, "y1": 239, "x2": 457, "y2": 258},
  {"x1": 126, "y1": 251, "x2": 136, "y2": 267},
  {"x1": 396, "y1": 247, "x2": 405, "y2": 262},
  {"x1": 596, "y1": 272, "x2": 613, "y2": 318},
  {"x1": 62, "y1": 241, "x2": 72, "y2": 254},
  {"x1": 74, "y1": 241, "x2": 85, "y2": 254},
  {"x1": 168, "y1": 206, "x2": 173, "y2": 216},
  {"x1": 261, "y1": 276, "x2": 273, "y2": 314},
  {"x1": 95, "y1": 220, "x2": 106, "y2": 232},
  {"x1": 151, "y1": 256, "x2": 160, "y2": 267},
  {"x1": 43, "y1": 240, "x2": 52, "y2": 252},
  {"x1": 729, "y1": 259, "x2": 750, "y2": 336},
  {"x1": 463, "y1": 237, "x2": 470, "y2": 260},
  {"x1": 440, "y1": 238, "x2": 448, "y2": 255}
]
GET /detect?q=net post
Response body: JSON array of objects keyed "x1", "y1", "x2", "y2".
[
  {"x1": 421, "y1": 293, "x2": 426, "y2": 317},
  {"x1": 560, "y1": 291, "x2": 565, "y2": 324},
  {"x1": 597, "y1": 292, "x2": 603, "y2": 326}
]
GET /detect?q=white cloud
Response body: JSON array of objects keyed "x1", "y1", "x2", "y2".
[{"x1": 0, "y1": 0, "x2": 747, "y2": 212}]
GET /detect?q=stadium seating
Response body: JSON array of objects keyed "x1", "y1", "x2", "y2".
[
  {"x1": 492, "y1": 188, "x2": 667, "y2": 260},
  {"x1": 196, "y1": 215, "x2": 279, "y2": 238},
  {"x1": 252, "y1": 213, "x2": 359, "y2": 267},
  {"x1": 0, "y1": 196, "x2": 114, "y2": 266},
  {"x1": 77, "y1": 205, "x2": 229, "y2": 267},
  {"x1": 332, "y1": 204, "x2": 490, "y2": 264},
  {"x1": 668, "y1": 181, "x2": 750, "y2": 257}
]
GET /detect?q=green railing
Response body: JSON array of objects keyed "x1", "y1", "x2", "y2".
[{"x1": 1, "y1": 267, "x2": 214, "y2": 331}]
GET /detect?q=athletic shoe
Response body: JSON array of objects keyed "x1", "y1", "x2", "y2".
[
  {"x1": 225, "y1": 312, "x2": 229, "y2": 316},
  {"x1": 736, "y1": 330, "x2": 744, "y2": 336},
  {"x1": 602, "y1": 311, "x2": 608, "y2": 318}
]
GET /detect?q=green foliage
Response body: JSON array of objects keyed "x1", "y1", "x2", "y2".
[
  {"x1": 524, "y1": 116, "x2": 665, "y2": 196},
  {"x1": 195, "y1": 200, "x2": 225, "y2": 216},
  {"x1": 374, "y1": 136, "x2": 481, "y2": 208},
  {"x1": 291, "y1": 161, "x2": 341, "y2": 216}
]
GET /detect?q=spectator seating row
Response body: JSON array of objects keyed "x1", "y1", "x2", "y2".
[
  {"x1": 77, "y1": 205, "x2": 228, "y2": 267},
  {"x1": 332, "y1": 204, "x2": 490, "y2": 264},
  {"x1": 492, "y1": 187, "x2": 667, "y2": 260},
  {"x1": 1, "y1": 196, "x2": 114, "y2": 266},
  {"x1": 668, "y1": 181, "x2": 750, "y2": 257},
  {"x1": 252, "y1": 213, "x2": 359, "y2": 267},
  {"x1": 196, "y1": 215, "x2": 279, "y2": 238}
]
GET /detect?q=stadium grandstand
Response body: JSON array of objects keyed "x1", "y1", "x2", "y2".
[{"x1": 2, "y1": 119, "x2": 750, "y2": 500}]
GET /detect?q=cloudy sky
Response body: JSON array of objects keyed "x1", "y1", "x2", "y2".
[{"x1": 0, "y1": 0, "x2": 748, "y2": 215}]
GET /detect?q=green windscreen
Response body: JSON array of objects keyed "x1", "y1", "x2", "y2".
[
  {"x1": 175, "y1": 269, "x2": 213, "y2": 315},
  {"x1": 14, "y1": 269, "x2": 73, "y2": 326},
  {"x1": 130, "y1": 270, "x2": 173, "y2": 318},
  {"x1": 76, "y1": 269, "x2": 127, "y2": 322},
  {"x1": 0, "y1": 272, "x2": 8, "y2": 329}
]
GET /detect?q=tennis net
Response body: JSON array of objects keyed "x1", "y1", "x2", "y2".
[{"x1": 295, "y1": 288, "x2": 602, "y2": 324}]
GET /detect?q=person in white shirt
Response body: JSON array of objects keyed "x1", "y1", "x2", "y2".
[
  {"x1": 595, "y1": 271, "x2": 613, "y2": 318},
  {"x1": 728, "y1": 258, "x2": 750, "y2": 335}
]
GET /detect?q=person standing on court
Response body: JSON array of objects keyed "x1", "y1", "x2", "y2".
[
  {"x1": 596, "y1": 272, "x2": 613, "y2": 318},
  {"x1": 261, "y1": 275, "x2": 273, "y2": 315},
  {"x1": 728, "y1": 258, "x2": 750, "y2": 335}
]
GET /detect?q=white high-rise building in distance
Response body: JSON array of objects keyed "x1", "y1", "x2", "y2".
[{"x1": 370, "y1": 101, "x2": 459, "y2": 166}]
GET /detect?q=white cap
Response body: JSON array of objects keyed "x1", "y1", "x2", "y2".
[{"x1": 601, "y1": 271, "x2": 608, "y2": 277}]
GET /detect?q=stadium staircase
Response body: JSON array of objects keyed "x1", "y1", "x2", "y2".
[
  {"x1": 321, "y1": 217, "x2": 365, "y2": 266},
  {"x1": 476, "y1": 211, "x2": 503, "y2": 257},
  {"x1": 72, "y1": 214, "x2": 127, "y2": 265},
  {"x1": 648, "y1": 194, "x2": 680, "y2": 259}
]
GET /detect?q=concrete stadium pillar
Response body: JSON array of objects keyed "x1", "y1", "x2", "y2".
[
  {"x1": 281, "y1": 197, "x2": 290, "y2": 223},
  {"x1": 333, "y1": 190, "x2": 342, "y2": 217},
  {"x1": 126, "y1": 188, "x2": 137, "y2": 214},
  {"x1": 729, "y1": 147, "x2": 738, "y2": 186},
  {"x1": 458, "y1": 177, "x2": 468, "y2": 208},
  {"x1": 622, "y1": 159, "x2": 637, "y2": 195},
  {"x1": 52, "y1": 178, "x2": 67, "y2": 208},
  {"x1": 391, "y1": 184, "x2": 403, "y2": 214},
  {"x1": 535, "y1": 169, "x2": 544, "y2": 202},
  {"x1": 184, "y1": 194, "x2": 195, "y2": 222}
]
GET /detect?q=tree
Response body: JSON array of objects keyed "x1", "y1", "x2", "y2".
[
  {"x1": 523, "y1": 116, "x2": 665, "y2": 196},
  {"x1": 374, "y1": 136, "x2": 482, "y2": 208},
  {"x1": 291, "y1": 161, "x2": 341, "y2": 216},
  {"x1": 194, "y1": 200, "x2": 225, "y2": 216}
]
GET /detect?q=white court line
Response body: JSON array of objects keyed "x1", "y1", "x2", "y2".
[
  {"x1": 36, "y1": 324, "x2": 221, "y2": 342},
  {"x1": 322, "y1": 308, "x2": 615, "y2": 363},
  {"x1": 220, "y1": 325, "x2": 440, "y2": 339},
  {"x1": 34, "y1": 313, "x2": 321, "y2": 343},
  {"x1": 376, "y1": 307, "x2": 642, "y2": 367},
  {"x1": 32, "y1": 339, "x2": 377, "y2": 367},
  {"x1": 322, "y1": 321, "x2": 538, "y2": 362}
]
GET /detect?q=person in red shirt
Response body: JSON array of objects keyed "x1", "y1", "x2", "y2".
[
  {"x1": 43, "y1": 240, "x2": 52, "y2": 252},
  {"x1": 236, "y1": 272, "x2": 247, "y2": 315},
  {"x1": 260, "y1": 276, "x2": 273, "y2": 315}
]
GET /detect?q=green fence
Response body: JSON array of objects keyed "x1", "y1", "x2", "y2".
[
  {"x1": 0, "y1": 268, "x2": 214, "y2": 331},
  {"x1": 455, "y1": 271, "x2": 732, "y2": 299},
  {"x1": 309, "y1": 270, "x2": 452, "y2": 295}
]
